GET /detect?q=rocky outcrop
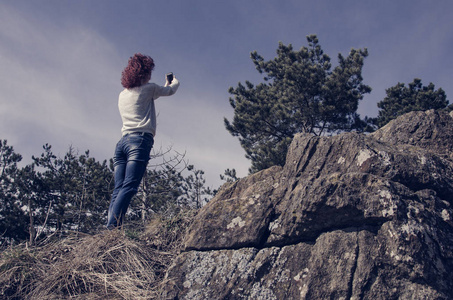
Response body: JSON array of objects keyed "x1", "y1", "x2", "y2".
[{"x1": 163, "y1": 110, "x2": 453, "y2": 299}]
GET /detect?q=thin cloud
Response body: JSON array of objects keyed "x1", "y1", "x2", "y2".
[{"x1": 0, "y1": 4, "x2": 121, "y2": 160}]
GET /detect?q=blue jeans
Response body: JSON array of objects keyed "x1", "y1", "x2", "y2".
[{"x1": 107, "y1": 132, "x2": 154, "y2": 229}]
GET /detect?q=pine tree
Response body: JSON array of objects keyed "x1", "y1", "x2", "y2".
[
  {"x1": 0, "y1": 140, "x2": 28, "y2": 244},
  {"x1": 179, "y1": 165, "x2": 212, "y2": 209},
  {"x1": 29, "y1": 145, "x2": 112, "y2": 236},
  {"x1": 225, "y1": 35, "x2": 371, "y2": 173},
  {"x1": 374, "y1": 78, "x2": 449, "y2": 128}
]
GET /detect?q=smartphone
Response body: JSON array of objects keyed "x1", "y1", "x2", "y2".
[{"x1": 166, "y1": 72, "x2": 174, "y2": 84}]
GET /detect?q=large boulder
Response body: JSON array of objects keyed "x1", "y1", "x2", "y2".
[{"x1": 163, "y1": 110, "x2": 453, "y2": 299}]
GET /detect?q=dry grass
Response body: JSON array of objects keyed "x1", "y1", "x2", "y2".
[{"x1": 0, "y1": 209, "x2": 196, "y2": 299}]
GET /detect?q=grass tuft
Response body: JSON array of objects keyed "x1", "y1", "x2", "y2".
[{"x1": 0, "y1": 209, "x2": 196, "y2": 299}]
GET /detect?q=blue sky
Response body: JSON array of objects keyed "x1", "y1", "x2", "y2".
[{"x1": 1, "y1": 0, "x2": 452, "y2": 188}]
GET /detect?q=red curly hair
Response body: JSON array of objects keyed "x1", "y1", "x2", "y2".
[{"x1": 121, "y1": 53, "x2": 155, "y2": 89}]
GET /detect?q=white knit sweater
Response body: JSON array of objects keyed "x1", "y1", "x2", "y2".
[{"x1": 118, "y1": 78, "x2": 180, "y2": 137}]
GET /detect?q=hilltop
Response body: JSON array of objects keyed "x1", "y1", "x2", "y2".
[{"x1": 1, "y1": 109, "x2": 453, "y2": 299}]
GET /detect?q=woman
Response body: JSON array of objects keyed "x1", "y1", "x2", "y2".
[{"x1": 107, "y1": 53, "x2": 180, "y2": 229}]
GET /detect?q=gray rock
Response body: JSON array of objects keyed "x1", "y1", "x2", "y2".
[
  {"x1": 163, "y1": 110, "x2": 453, "y2": 299},
  {"x1": 371, "y1": 109, "x2": 453, "y2": 159}
]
